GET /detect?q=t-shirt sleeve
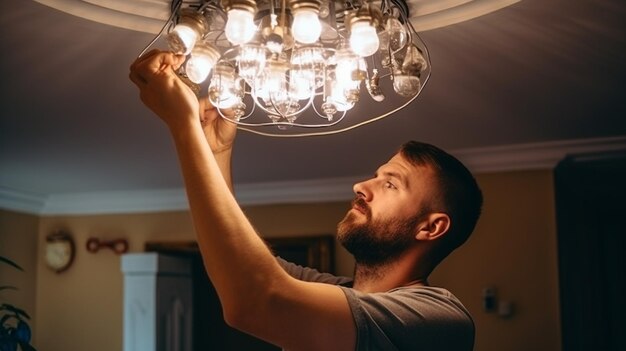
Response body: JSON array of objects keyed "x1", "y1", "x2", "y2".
[
  {"x1": 276, "y1": 256, "x2": 353, "y2": 286},
  {"x1": 339, "y1": 286, "x2": 475, "y2": 351}
]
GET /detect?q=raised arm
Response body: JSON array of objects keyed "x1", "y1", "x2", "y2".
[
  {"x1": 198, "y1": 98, "x2": 236, "y2": 192},
  {"x1": 129, "y1": 50, "x2": 355, "y2": 351}
]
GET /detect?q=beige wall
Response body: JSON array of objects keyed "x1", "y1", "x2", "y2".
[
  {"x1": 431, "y1": 170, "x2": 561, "y2": 351},
  {"x1": 2, "y1": 169, "x2": 562, "y2": 351},
  {"x1": 0, "y1": 210, "x2": 39, "y2": 331}
]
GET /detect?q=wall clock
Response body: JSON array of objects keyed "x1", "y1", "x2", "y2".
[{"x1": 45, "y1": 231, "x2": 75, "y2": 273}]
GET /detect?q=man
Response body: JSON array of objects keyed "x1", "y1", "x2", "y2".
[{"x1": 129, "y1": 50, "x2": 483, "y2": 350}]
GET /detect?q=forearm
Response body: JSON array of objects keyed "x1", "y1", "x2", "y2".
[
  {"x1": 213, "y1": 148, "x2": 233, "y2": 193},
  {"x1": 172, "y1": 120, "x2": 287, "y2": 314}
]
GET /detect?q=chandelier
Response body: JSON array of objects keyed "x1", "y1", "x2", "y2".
[{"x1": 139, "y1": 0, "x2": 431, "y2": 136}]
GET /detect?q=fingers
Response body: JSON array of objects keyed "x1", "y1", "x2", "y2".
[
  {"x1": 199, "y1": 96, "x2": 216, "y2": 111},
  {"x1": 128, "y1": 65, "x2": 148, "y2": 87},
  {"x1": 129, "y1": 49, "x2": 186, "y2": 88}
]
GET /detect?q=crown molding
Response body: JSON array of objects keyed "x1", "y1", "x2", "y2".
[
  {"x1": 1, "y1": 136, "x2": 625, "y2": 216},
  {"x1": 452, "y1": 135, "x2": 626, "y2": 173},
  {"x1": 0, "y1": 188, "x2": 47, "y2": 215}
]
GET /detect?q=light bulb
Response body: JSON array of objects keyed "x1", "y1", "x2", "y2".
[
  {"x1": 402, "y1": 45, "x2": 428, "y2": 75},
  {"x1": 349, "y1": 21, "x2": 379, "y2": 57},
  {"x1": 185, "y1": 43, "x2": 220, "y2": 84},
  {"x1": 291, "y1": 46, "x2": 325, "y2": 89},
  {"x1": 167, "y1": 24, "x2": 199, "y2": 55},
  {"x1": 209, "y1": 63, "x2": 243, "y2": 109},
  {"x1": 393, "y1": 74, "x2": 421, "y2": 97},
  {"x1": 327, "y1": 60, "x2": 358, "y2": 112},
  {"x1": 386, "y1": 17, "x2": 407, "y2": 52},
  {"x1": 238, "y1": 44, "x2": 266, "y2": 84},
  {"x1": 225, "y1": 9, "x2": 256, "y2": 46},
  {"x1": 289, "y1": 71, "x2": 314, "y2": 100},
  {"x1": 292, "y1": 9, "x2": 321, "y2": 44},
  {"x1": 334, "y1": 47, "x2": 362, "y2": 96},
  {"x1": 255, "y1": 57, "x2": 288, "y2": 105}
]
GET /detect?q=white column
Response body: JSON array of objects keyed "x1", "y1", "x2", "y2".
[{"x1": 121, "y1": 253, "x2": 193, "y2": 351}]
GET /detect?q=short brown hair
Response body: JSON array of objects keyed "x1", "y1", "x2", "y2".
[{"x1": 399, "y1": 141, "x2": 483, "y2": 251}]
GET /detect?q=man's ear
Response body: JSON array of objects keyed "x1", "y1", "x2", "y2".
[{"x1": 415, "y1": 213, "x2": 450, "y2": 241}]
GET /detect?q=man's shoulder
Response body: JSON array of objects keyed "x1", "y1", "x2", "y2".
[
  {"x1": 341, "y1": 284, "x2": 473, "y2": 322},
  {"x1": 339, "y1": 285, "x2": 475, "y2": 350}
]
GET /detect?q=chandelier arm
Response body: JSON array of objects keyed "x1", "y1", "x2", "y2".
[
  {"x1": 237, "y1": 85, "x2": 424, "y2": 138},
  {"x1": 212, "y1": 95, "x2": 257, "y2": 122},
  {"x1": 310, "y1": 95, "x2": 330, "y2": 120},
  {"x1": 246, "y1": 85, "x2": 282, "y2": 118},
  {"x1": 250, "y1": 86, "x2": 315, "y2": 121},
  {"x1": 407, "y1": 20, "x2": 429, "y2": 55},
  {"x1": 295, "y1": 93, "x2": 318, "y2": 117},
  {"x1": 266, "y1": 96, "x2": 288, "y2": 119},
  {"x1": 249, "y1": 96, "x2": 282, "y2": 119},
  {"x1": 231, "y1": 93, "x2": 257, "y2": 121},
  {"x1": 270, "y1": 87, "x2": 317, "y2": 120},
  {"x1": 389, "y1": 0, "x2": 410, "y2": 20},
  {"x1": 234, "y1": 109, "x2": 347, "y2": 129},
  {"x1": 198, "y1": 1, "x2": 218, "y2": 13}
]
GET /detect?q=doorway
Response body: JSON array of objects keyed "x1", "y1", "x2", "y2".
[{"x1": 554, "y1": 151, "x2": 626, "y2": 351}]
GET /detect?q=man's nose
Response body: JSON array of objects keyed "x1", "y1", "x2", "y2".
[{"x1": 353, "y1": 180, "x2": 371, "y2": 201}]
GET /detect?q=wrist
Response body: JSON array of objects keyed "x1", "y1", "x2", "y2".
[{"x1": 212, "y1": 145, "x2": 233, "y2": 155}]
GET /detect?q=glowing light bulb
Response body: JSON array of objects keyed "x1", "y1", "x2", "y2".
[
  {"x1": 289, "y1": 71, "x2": 314, "y2": 100},
  {"x1": 225, "y1": 9, "x2": 256, "y2": 46},
  {"x1": 238, "y1": 44, "x2": 266, "y2": 84},
  {"x1": 209, "y1": 63, "x2": 243, "y2": 109},
  {"x1": 327, "y1": 51, "x2": 360, "y2": 112},
  {"x1": 254, "y1": 57, "x2": 288, "y2": 105},
  {"x1": 334, "y1": 47, "x2": 362, "y2": 98},
  {"x1": 167, "y1": 24, "x2": 199, "y2": 55},
  {"x1": 185, "y1": 43, "x2": 220, "y2": 84},
  {"x1": 292, "y1": 9, "x2": 321, "y2": 44},
  {"x1": 349, "y1": 21, "x2": 379, "y2": 57},
  {"x1": 291, "y1": 46, "x2": 325, "y2": 89}
]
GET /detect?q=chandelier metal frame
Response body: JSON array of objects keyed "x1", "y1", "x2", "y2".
[{"x1": 138, "y1": 0, "x2": 432, "y2": 137}]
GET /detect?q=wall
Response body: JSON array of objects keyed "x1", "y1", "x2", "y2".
[
  {"x1": 0, "y1": 210, "x2": 39, "y2": 333},
  {"x1": 431, "y1": 170, "x2": 561, "y2": 351},
  {"x1": 8, "y1": 169, "x2": 561, "y2": 351}
]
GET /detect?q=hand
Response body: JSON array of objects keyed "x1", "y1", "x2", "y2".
[
  {"x1": 199, "y1": 97, "x2": 237, "y2": 155},
  {"x1": 129, "y1": 49, "x2": 198, "y2": 129}
]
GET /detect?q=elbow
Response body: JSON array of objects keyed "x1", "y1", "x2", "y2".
[
  {"x1": 222, "y1": 298, "x2": 268, "y2": 336},
  {"x1": 221, "y1": 290, "x2": 269, "y2": 332},
  {"x1": 221, "y1": 282, "x2": 282, "y2": 334},
  {"x1": 222, "y1": 305, "x2": 247, "y2": 330}
]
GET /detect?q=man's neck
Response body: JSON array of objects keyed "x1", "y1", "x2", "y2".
[{"x1": 351, "y1": 258, "x2": 430, "y2": 293}]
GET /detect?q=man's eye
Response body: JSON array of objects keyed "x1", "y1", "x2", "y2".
[{"x1": 385, "y1": 182, "x2": 397, "y2": 189}]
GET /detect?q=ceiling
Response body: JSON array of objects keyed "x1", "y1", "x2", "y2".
[{"x1": 1, "y1": 0, "x2": 625, "y2": 215}]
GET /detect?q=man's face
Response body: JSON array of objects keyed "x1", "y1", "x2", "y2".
[{"x1": 337, "y1": 154, "x2": 436, "y2": 265}]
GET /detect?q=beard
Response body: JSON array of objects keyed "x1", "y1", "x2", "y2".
[{"x1": 337, "y1": 197, "x2": 422, "y2": 267}]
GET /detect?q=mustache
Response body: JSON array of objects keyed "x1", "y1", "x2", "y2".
[{"x1": 351, "y1": 197, "x2": 371, "y2": 216}]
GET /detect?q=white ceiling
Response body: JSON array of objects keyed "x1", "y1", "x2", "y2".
[{"x1": 1, "y1": 0, "x2": 625, "y2": 215}]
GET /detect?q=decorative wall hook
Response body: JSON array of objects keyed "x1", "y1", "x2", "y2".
[{"x1": 86, "y1": 237, "x2": 129, "y2": 255}]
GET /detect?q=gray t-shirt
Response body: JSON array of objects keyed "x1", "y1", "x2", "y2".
[{"x1": 277, "y1": 258, "x2": 474, "y2": 350}]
